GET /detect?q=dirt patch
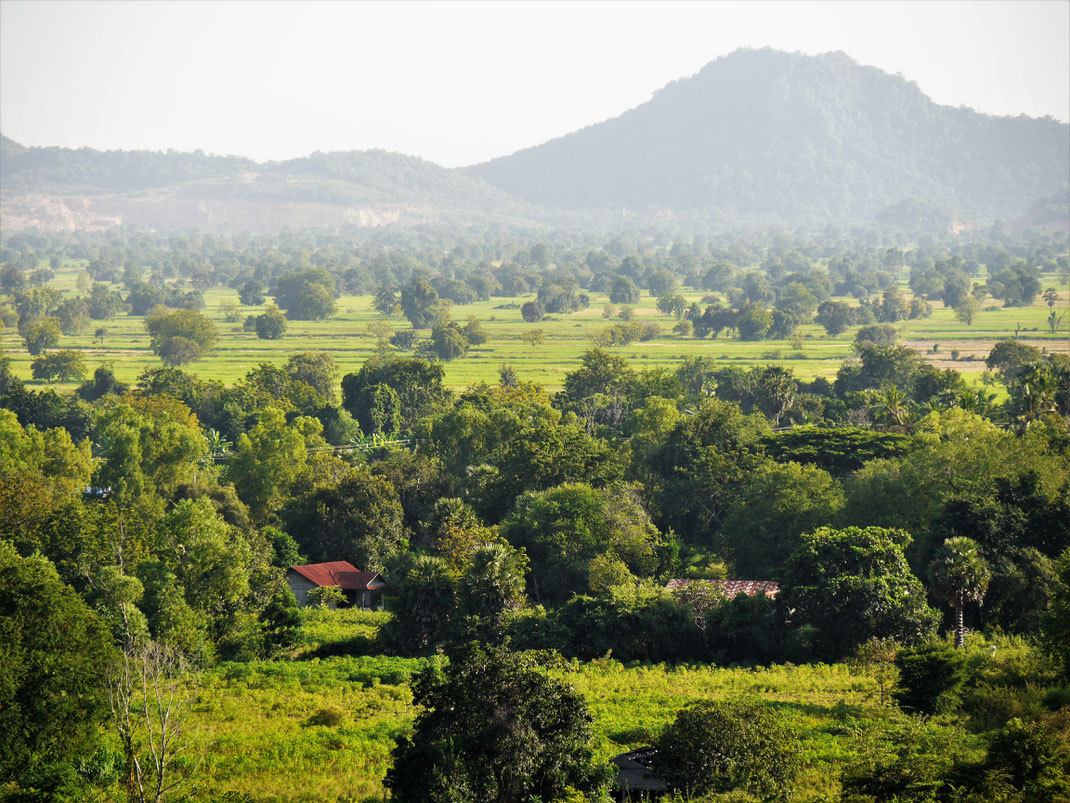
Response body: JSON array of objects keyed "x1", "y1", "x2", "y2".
[{"x1": 904, "y1": 338, "x2": 1068, "y2": 371}]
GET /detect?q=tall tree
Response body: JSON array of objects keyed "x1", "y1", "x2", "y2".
[{"x1": 928, "y1": 536, "x2": 991, "y2": 648}]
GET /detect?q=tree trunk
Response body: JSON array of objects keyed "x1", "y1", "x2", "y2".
[{"x1": 955, "y1": 600, "x2": 965, "y2": 649}]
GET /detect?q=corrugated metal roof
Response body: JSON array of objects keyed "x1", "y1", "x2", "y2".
[
  {"x1": 289, "y1": 562, "x2": 387, "y2": 590},
  {"x1": 665, "y1": 578, "x2": 780, "y2": 598}
]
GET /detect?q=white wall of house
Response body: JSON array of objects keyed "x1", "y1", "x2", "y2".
[{"x1": 286, "y1": 570, "x2": 319, "y2": 607}]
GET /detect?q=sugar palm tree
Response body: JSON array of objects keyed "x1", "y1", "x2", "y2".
[{"x1": 928, "y1": 537, "x2": 991, "y2": 649}]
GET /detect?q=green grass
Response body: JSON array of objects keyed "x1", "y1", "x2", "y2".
[
  {"x1": 90, "y1": 614, "x2": 1050, "y2": 801},
  {"x1": 164, "y1": 654, "x2": 881, "y2": 801},
  {"x1": 2, "y1": 263, "x2": 1067, "y2": 395}
]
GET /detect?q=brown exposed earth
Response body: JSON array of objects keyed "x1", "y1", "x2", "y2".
[
  {"x1": 0, "y1": 193, "x2": 414, "y2": 232},
  {"x1": 904, "y1": 338, "x2": 1069, "y2": 371}
]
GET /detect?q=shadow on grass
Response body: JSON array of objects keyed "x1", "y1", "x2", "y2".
[{"x1": 295, "y1": 635, "x2": 379, "y2": 660}]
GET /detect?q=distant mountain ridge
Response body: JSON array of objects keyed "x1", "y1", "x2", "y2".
[
  {"x1": 0, "y1": 136, "x2": 540, "y2": 231},
  {"x1": 3, "y1": 48, "x2": 1068, "y2": 231},
  {"x1": 466, "y1": 48, "x2": 1070, "y2": 225}
]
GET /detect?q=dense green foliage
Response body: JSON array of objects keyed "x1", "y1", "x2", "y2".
[
  {"x1": 0, "y1": 541, "x2": 115, "y2": 794},
  {"x1": 0, "y1": 221, "x2": 1067, "y2": 801},
  {"x1": 386, "y1": 642, "x2": 610, "y2": 802},
  {"x1": 654, "y1": 697, "x2": 801, "y2": 799}
]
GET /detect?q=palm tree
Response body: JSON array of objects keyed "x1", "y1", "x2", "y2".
[
  {"x1": 462, "y1": 543, "x2": 527, "y2": 621},
  {"x1": 928, "y1": 537, "x2": 991, "y2": 649},
  {"x1": 873, "y1": 386, "x2": 914, "y2": 431}
]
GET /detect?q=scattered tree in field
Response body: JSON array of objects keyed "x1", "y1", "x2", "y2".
[
  {"x1": 525, "y1": 328, "x2": 545, "y2": 347},
  {"x1": 373, "y1": 285, "x2": 400, "y2": 315},
  {"x1": 272, "y1": 268, "x2": 336, "y2": 320},
  {"x1": 218, "y1": 299, "x2": 243, "y2": 323},
  {"x1": 31, "y1": 349, "x2": 87, "y2": 383},
  {"x1": 954, "y1": 297, "x2": 981, "y2": 326},
  {"x1": 654, "y1": 698, "x2": 801, "y2": 800},
  {"x1": 400, "y1": 277, "x2": 439, "y2": 328},
  {"x1": 463, "y1": 315, "x2": 488, "y2": 346},
  {"x1": 429, "y1": 321, "x2": 469, "y2": 361},
  {"x1": 928, "y1": 536, "x2": 991, "y2": 648},
  {"x1": 386, "y1": 642, "x2": 610, "y2": 803},
  {"x1": 22, "y1": 316, "x2": 61, "y2": 355},
  {"x1": 253, "y1": 304, "x2": 287, "y2": 339},
  {"x1": 610, "y1": 276, "x2": 640, "y2": 304},
  {"x1": 87, "y1": 283, "x2": 125, "y2": 319},
  {"x1": 850, "y1": 637, "x2": 900, "y2": 706},
  {"x1": 145, "y1": 308, "x2": 217, "y2": 366},
  {"x1": 815, "y1": 300, "x2": 853, "y2": 336},
  {"x1": 520, "y1": 299, "x2": 545, "y2": 323},
  {"x1": 238, "y1": 280, "x2": 266, "y2": 306}
]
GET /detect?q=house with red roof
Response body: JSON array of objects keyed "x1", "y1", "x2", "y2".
[{"x1": 286, "y1": 561, "x2": 389, "y2": 610}]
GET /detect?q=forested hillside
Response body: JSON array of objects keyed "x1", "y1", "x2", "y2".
[
  {"x1": 0, "y1": 135, "x2": 540, "y2": 230},
  {"x1": 468, "y1": 48, "x2": 1070, "y2": 226}
]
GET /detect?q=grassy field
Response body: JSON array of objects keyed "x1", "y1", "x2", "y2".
[
  {"x1": 2, "y1": 262, "x2": 1067, "y2": 395},
  {"x1": 130, "y1": 607, "x2": 1007, "y2": 803}
]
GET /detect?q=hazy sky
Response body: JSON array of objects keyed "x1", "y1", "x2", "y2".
[{"x1": 2, "y1": 0, "x2": 1067, "y2": 167}]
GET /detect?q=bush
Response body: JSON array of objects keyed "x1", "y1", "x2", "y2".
[
  {"x1": 306, "y1": 706, "x2": 347, "y2": 728},
  {"x1": 894, "y1": 643, "x2": 965, "y2": 714},
  {"x1": 254, "y1": 305, "x2": 287, "y2": 339},
  {"x1": 654, "y1": 698, "x2": 800, "y2": 800},
  {"x1": 307, "y1": 585, "x2": 347, "y2": 608},
  {"x1": 983, "y1": 716, "x2": 1070, "y2": 797}
]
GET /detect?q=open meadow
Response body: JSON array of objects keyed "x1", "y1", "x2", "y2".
[
  {"x1": 155, "y1": 608, "x2": 1007, "y2": 802},
  {"x1": 2, "y1": 262, "x2": 1066, "y2": 395}
]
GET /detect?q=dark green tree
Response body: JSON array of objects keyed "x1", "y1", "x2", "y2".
[
  {"x1": 341, "y1": 357, "x2": 449, "y2": 433},
  {"x1": 253, "y1": 304, "x2": 287, "y2": 339},
  {"x1": 272, "y1": 268, "x2": 336, "y2": 320},
  {"x1": 280, "y1": 465, "x2": 405, "y2": 570},
  {"x1": 144, "y1": 307, "x2": 217, "y2": 366},
  {"x1": 609, "y1": 276, "x2": 640, "y2": 304},
  {"x1": 238, "y1": 279, "x2": 266, "y2": 306},
  {"x1": 400, "y1": 277, "x2": 439, "y2": 328},
  {"x1": 429, "y1": 321, "x2": 469, "y2": 361},
  {"x1": 654, "y1": 698, "x2": 801, "y2": 800},
  {"x1": 30, "y1": 349, "x2": 87, "y2": 383},
  {"x1": 0, "y1": 542, "x2": 115, "y2": 793},
  {"x1": 780, "y1": 526, "x2": 939, "y2": 660},
  {"x1": 22, "y1": 316, "x2": 61, "y2": 356},
  {"x1": 386, "y1": 642, "x2": 610, "y2": 803}
]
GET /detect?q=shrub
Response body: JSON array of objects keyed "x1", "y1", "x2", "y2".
[
  {"x1": 307, "y1": 585, "x2": 347, "y2": 608},
  {"x1": 306, "y1": 706, "x2": 347, "y2": 728},
  {"x1": 654, "y1": 698, "x2": 801, "y2": 800},
  {"x1": 894, "y1": 643, "x2": 966, "y2": 714}
]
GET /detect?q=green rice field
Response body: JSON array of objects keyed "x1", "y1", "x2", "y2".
[{"x1": 2, "y1": 262, "x2": 1066, "y2": 395}]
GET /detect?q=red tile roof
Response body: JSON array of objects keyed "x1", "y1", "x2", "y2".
[
  {"x1": 289, "y1": 562, "x2": 387, "y2": 590},
  {"x1": 665, "y1": 579, "x2": 779, "y2": 598}
]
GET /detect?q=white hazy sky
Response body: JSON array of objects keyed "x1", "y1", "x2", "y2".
[{"x1": 2, "y1": 0, "x2": 1067, "y2": 167}]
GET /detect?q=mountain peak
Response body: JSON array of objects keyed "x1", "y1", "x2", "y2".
[{"x1": 466, "y1": 49, "x2": 1066, "y2": 225}]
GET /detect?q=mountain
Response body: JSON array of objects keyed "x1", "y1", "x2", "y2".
[
  {"x1": 0, "y1": 136, "x2": 540, "y2": 231},
  {"x1": 465, "y1": 48, "x2": 1070, "y2": 226}
]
